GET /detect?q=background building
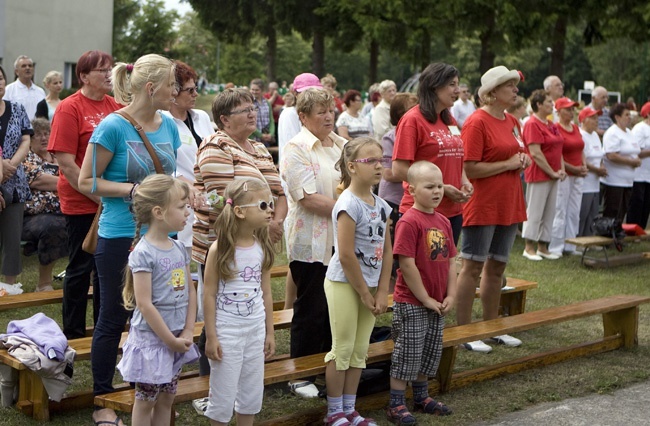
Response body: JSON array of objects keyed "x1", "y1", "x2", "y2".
[{"x1": 0, "y1": 0, "x2": 113, "y2": 88}]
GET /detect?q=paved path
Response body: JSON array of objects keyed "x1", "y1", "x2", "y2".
[{"x1": 480, "y1": 380, "x2": 650, "y2": 425}]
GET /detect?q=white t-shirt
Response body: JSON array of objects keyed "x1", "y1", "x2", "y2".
[
  {"x1": 4, "y1": 80, "x2": 45, "y2": 120},
  {"x1": 580, "y1": 128, "x2": 604, "y2": 193},
  {"x1": 601, "y1": 125, "x2": 640, "y2": 187},
  {"x1": 450, "y1": 98, "x2": 476, "y2": 128},
  {"x1": 632, "y1": 121, "x2": 650, "y2": 183},
  {"x1": 278, "y1": 106, "x2": 301, "y2": 161},
  {"x1": 336, "y1": 111, "x2": 372, "y2": 139}
]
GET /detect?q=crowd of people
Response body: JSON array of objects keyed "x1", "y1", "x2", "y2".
[{"x1": 1, "y1": 50, "x2": 650, "y2": 426}]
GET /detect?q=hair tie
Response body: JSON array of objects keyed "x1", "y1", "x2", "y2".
[
  {"x1": 226, "y1": 198, "x2": 233, "y2": 205},
  {"x1": 126, "y1": 64, "x2": 134, "y2": 73},
  {"x1": 517, "y1": 70, "x2": 525, "y2": 82}
]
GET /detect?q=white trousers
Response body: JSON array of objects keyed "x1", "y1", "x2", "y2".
[
  {"x1": 522, "y1": 180, "x2": 559, "y2": 244},
  {"x1": 549, "y1": 176, "x2": 584, "y2": 254}
]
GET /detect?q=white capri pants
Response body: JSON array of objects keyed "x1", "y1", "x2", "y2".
[
  {"x1": 204, "y1": 320, "x2": 265, "y2": 423},
  {"x1": 549, "y1": 175, "x2": 584, "y2": 254},
  {"x1": 522, "y1": 180, "x2": 559, "y2": 244}
]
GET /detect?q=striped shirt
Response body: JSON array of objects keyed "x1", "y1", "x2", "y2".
[{"x1": 191, "y1": 131, "x2": 284, "y2": 263}]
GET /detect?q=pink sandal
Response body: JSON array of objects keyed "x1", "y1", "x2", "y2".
[{"x1": 325, "y1": 412, "x2": 352, "y2": 426}]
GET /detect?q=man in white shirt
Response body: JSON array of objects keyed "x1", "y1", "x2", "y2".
[
  {"x1": 543, "y1": 75, "x2": 564, "y2": 122},
  {"x1": 588, "y1": 86, "x2": 614, "y2": 137},
  {"x1": 450, "y1": 83, "x2": 476, "y2": 128},
  {"x1": 4, "y1": 55, "x2": 46, "y2": 120}
]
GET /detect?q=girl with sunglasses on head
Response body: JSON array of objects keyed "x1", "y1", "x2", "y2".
[
  {"x1": 323, "y1": 137, "x2": 393, "y2": 426},
  {"x1": 202, "y1": 178, "x2": 277, "y2": 426}
]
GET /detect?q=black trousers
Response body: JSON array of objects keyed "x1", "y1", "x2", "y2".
[
  {"x1": 602, "y1": 184, "x2": 632, "y2": 223},
  {"x1": 289, "y1": 261, "x2": 332, "y2": 359},
  {"x1": 627, "y1": 181, "x2": 650, "y2": 229},
  {"x1": 62, "y1": 213, "x2": 100, "y2": 339}
]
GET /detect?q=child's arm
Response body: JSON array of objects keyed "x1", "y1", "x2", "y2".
[
  {"x1": 179, "y1": 264, "x2": 197, "y2": 343},
  {"x1": 440, "y1": 258, "x2": 457, "y2": 315},
  {"x1": 373, "y1": 228, "x2": 393, "y2": 315},
  {"x1": 337, "y1": 212, "x2": 376, "y2": 312},
  {"x1": 398, "y1": 256, "x2": 442, "y2": 314},
  {"x1": 261, "y1": 268, "x2": 275, "y2": 359},
  {"x1": 203, "y1": 242, "x2": 223, "y2": 361},
  {"x1": 133, "y1": 272, "x2": 192, "y2": 353}
]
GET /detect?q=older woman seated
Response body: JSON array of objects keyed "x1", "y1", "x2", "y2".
[{"x1": 21, "y1": 118, "x2": 68, "y2": 291}]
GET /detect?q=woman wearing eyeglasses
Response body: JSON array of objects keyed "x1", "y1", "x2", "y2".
[
  {"x1": 192, "y1": 88, "x2": 287, "y2": 266},
  {"x1": 280, "y1": 88, "x2": 346, "y2": 398},
  {"x1": 48, "y1": 51, "x2": 121, "y2": 341}
]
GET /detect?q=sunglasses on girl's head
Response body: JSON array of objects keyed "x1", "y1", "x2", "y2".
[{"x1": 238, "y1": 199, "x2": 275, "y2": 211}]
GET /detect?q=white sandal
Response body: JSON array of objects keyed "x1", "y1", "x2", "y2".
[{"x1": 288, "y1": 380, "x2": 319, "y2": 398}]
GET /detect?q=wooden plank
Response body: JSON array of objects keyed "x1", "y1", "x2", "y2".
[
  {"x1": 566, "y1": 233, "x2": 650, "y2": 247},
  {"x1": 583, "y1": 253, "x2": 650, "y2": 269},
  {"x1": 0, "y1": 288, "x2": 93, "y2": 312}
]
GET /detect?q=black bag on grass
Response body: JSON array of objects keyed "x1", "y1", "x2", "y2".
[{"x1": 592, "y1": 216, "x2": 625, "y2": 252}]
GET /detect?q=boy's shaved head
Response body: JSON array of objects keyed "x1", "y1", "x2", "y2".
[{"x1": 407, "y1": 161, "x2": 443, "y2": 186}]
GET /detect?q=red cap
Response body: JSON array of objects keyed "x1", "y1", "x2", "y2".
[
  {"x1": 640, "y1": 102, "x2": 650, "y2": 119},
  {"x1": 578, "y1": 107, "x2": 602, "y2": 123},
  {"x1": 555, "y1": 97, "x2": 579, "y2": 110}
]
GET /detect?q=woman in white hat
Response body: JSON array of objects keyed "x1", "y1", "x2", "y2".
[{"x1": 456, "y1": 66, "x2": 531, "y2": 354}]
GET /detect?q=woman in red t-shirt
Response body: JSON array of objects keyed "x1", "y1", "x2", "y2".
[
  {"x1": 548, "y1": 98, "x2": 587, "y2": 255},
  {"x1": 522, "y1": 90, "x2": 566, "y2": 260},
  {"x1": 456, "y1": 66, "x2": 531, "y2": 353},
  {"x1": 392, "y1": 63, "x2": 473, "y2": 244}
]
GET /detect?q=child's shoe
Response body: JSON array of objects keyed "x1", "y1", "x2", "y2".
[
  {"x1": 325, "y1": 411, "x2": 352, "y2": 426},
  {"x1": 346, "y1": 410, "x2": 377, "y2": 426},
  {"x1": 413, "y1": 397, "x2": 452, "y2": 416},
  {"x1": 385, "y1": 404, "x2": 417, "y2": 425}
]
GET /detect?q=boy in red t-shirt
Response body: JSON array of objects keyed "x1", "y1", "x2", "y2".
[{"x1": 386, "y1": 161, "x2": 456, "y2": 424}]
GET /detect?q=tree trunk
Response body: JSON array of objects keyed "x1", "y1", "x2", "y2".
[
  {"x1": 312, "y1": 30, "x2": 325, "y2": 77},
  {"x1": 369, "y1": 39, "x2": 379, "y2": 85},
  {"x1": 265, "y1": 28, "x2": 277, "y2": 83},
  {"x1": 550, "y1": 15, "x2": 567, "y2": 79},
  {"x1": 479, "y1": 11, "x2": 496, "y2": 74},
  {"x1": 420, "y1": 30, "x2": 431, "y2": 70}
]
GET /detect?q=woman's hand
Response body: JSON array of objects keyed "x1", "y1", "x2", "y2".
[
  {"x1": 444, "y1": 185, "x2": 471, "y2": 203},
  {"x1": 269, "y1": 220, "x2": 284, "y2": 244},
  {"x1": 188, "y1": 186, "x2": 205, "y2": 210},
  {"x1": 264, "y1": 333, "x2": 276, "y2": 359},
  {"x1": 205, "y1": 337, "x2": 223, "y2": 361},
  {"x1": 596, "y1": 166, "x2": 608, "y2": 177},
  {"x1": 460, "y1": 182, "x2": 474, "y2": 197},
  {"x1": 2, "y1": 159, "x2": 16, "y2": 182}
]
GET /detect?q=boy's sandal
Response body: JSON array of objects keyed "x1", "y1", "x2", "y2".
[
  {"x1": 413, "y1": 397, "x2": 452, "y2": 416},
  {"x1": 325, "y1": 412, "x2": 352, "y2": 426},
  {"x1": 346, "y1": 410, "x2": 378, "y2": 426},
  {"x1": 385, "y1": 405, "x2": 417, "y2": 425}
]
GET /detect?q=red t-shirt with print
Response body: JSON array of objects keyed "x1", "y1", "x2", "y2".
[
  {"x1": 461, "y1": 109, "x2": 527, "y2": 226},
  {"x1": 393, "y1": 207, "x2": 457, "y2": 305},
  {"x1": 393, "y1": 106, "x2": 464, "y2": 218}
]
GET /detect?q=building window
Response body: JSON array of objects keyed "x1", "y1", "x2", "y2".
[{"x1": 64, "y1": 62, "x2": 79, "y2": 89}]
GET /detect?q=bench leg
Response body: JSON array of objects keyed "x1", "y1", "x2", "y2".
[
  {"x1": 500, "y1": 290, "x2": 527, "y2": 316},
  {"x1": 603, "y1": 307, "x2": 639, "y2": 348},
  {"x1": 436, "y1": 346, "x2": 457, "y2": 393},
  {"x1": 26, "y1": 370, "x2": 49, "y2": 421}
]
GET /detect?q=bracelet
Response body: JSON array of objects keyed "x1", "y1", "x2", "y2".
[{"x1": 126, "y1": 182, "x2": 139, "y2": 202}]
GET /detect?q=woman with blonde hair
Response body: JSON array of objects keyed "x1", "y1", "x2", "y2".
[
  {"x1": 35, "y1": 71, "x2": 63, "y2": 121},
  {"x1": 78, "y1": 53, "x2": 182, "y2": 426}
]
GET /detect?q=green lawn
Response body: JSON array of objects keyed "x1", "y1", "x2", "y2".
[{"x1": 2, "y1": 236, "x2": 650, "y2": 425}]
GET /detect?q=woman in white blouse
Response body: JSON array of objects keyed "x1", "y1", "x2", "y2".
[{"x1": 578, "y1": 107, "x2": 607, "y2": 236}]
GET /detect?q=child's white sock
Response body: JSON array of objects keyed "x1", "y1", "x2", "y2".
[
  {"x1": 342, "y1": 393, "x2": 356, "y2": 414},
  {"x1": 327, "y1": 395, "x2": 343, "y2": 416}
]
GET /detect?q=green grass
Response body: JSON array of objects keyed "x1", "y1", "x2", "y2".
[{"x1": 2, "y1": 236, "x2": 650, "y2": 425}]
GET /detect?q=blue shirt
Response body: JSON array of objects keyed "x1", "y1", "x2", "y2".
[{"x1": 90, "y1": 112, "x2": 181, "y2": 238}]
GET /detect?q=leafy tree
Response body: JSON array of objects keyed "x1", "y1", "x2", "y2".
[
  {"x1": 112, "y1": 0, "x2": 140, "y2": 62},
  {"x1": 173, "y1": 11, "x2": 219, "y2": 82}
]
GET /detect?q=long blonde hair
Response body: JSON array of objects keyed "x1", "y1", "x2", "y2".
[
  {"x1": 122, "y1": 175, "x2": 190, "y2": 310},
  {"x1": 211, "y1": 178, "x2": 276, "y2": 283}
]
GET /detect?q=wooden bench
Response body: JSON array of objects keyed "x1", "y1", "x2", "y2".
[
  {"x1": 566, "y1": 234, "x2": 650, "y2": 268},
  {"x1": 0, "y1": 288, "x2": 94, "y2": 312},
  {"x1": 257, "y1": 294, "x2": 650, "y2": 425}
]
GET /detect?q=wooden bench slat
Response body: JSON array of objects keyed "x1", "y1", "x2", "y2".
[{"x1": 0, "y1": 287, "x2": 94, "y2": 312}]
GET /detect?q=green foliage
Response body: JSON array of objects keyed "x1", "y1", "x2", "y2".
[
  {"x1": 172, "y1": 11, "x2": 219, "y2": 81},
  {"x1": 112, "y1": 0, "x2": 139, "y2": 62}
]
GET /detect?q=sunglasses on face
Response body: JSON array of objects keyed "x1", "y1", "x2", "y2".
[
  {"x1": 352, "y1": 157, "x2": 391, "y2": 166},
  {"x1": 238, "y1": 199, "x2": 275, "y2": 211}
]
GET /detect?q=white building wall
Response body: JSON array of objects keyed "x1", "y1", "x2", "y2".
[{"x1": 0, "y1": 0, "x2": 113, "y2": 88}]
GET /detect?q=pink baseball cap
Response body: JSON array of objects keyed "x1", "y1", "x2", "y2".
[{"x1": 293, "y1": 73, "x2": 322, "y2": 93}]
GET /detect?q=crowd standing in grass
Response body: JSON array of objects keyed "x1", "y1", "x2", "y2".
[{"x1": 4, "y1": 48, "x2": 650, "y2": 425}]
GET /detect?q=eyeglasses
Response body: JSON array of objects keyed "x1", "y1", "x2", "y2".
[
  {"x1": 229, "y1": 106, "x2": 259, "y2": 115},
  {"x1": 178, "y1": 86, "x2": 199, "y2": 95},
  {"x1": 352, "y1": 157, "x2": 390, "y2": 166},
  {"x1": 91, "y1": 68, "x2": 112, "y2": 74},
  {"x1": 238, "y1": 199, "x2": 275, "y2": 211}
]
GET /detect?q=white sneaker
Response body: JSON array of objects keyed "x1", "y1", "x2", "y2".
[
  {"x1": 489, "y1": 334, "x2": 522, "y2": 347},
  {"x1": 192, "y1": 397, "x2": 209, "y2": 416},
  {"x1": 462, "y1": 340, "x2": 493, "y2": 353},
  {"x1": 288, "y1": 380, "x2": 320, "y2": 398}
]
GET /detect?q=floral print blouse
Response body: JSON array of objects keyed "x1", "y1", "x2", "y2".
[{"x1": 23, "y1": 150, "x2": 60, "y2": 215}]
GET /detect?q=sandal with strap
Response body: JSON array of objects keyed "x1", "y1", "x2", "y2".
[
  {"x1": 413, "y1": 397, "x2": 452, "y2": 416},
  {"x1": 346, "y1": 410, "x2": 378, "y2": 426},
  {"x1": 325, "y1": 412, "x2": 352, "y2": 426},
  {"x1": 385, "y1": 404, "x2": 417, "y2": 425}
]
